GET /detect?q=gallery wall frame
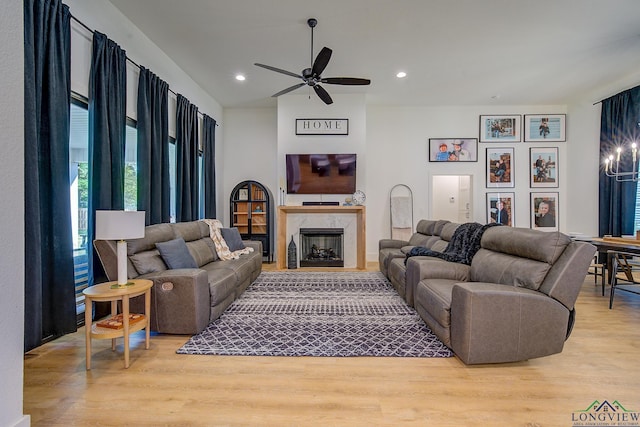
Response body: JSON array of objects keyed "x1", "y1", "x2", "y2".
[
  {"x1": 530, "y1": 192, "x2": 559, "y2": 232},
  {"x1": 486, "y1": 147, "x2": 515, "y2": 188},
  {"x1": 479, "y1": 115, "x2": 521, "y2": 143},
  {"x1": 529, "y1": 147, "x2": 559, "y2": 188},
  {"x1": 524, "y1": 114, "x2": 566, "y2": 142},
  {"x1": 486, "y1": 192, "x2": 515, "y2": 226},
  {"x1": 428, "y1": 138, "x2": 478, "y2": 162}
]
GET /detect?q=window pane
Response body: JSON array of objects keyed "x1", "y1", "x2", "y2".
[
  {"x1": 169, "y1": 140, "x2": 176, "y2": 222},
  {"x1": 124, "y1": 124, "x2": 137, "y2": 211},
  {"x1": 69, "y1": 101, "x2": 89, "y2": 317}
]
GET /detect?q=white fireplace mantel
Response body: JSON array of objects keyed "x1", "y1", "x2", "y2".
[{"x1": 276, "y1": 205, "x2": 366, "y2": 270}]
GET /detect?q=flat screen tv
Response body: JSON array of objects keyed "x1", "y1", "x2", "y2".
[{"x1": 286, "y1": 154, "x2": 357, "y2": 194}]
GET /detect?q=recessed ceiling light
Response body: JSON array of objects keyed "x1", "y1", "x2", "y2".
[
  {"x1": 235, "y1": 74, "x2": 246, "y2": 81},
  {"x1": 396, "y1": 71, "x2": 407, "y2": 78}
]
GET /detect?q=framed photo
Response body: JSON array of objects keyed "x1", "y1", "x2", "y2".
[
  {"x1": 524, "y1": 114, "x2": 566, "y2": 142},
  {"x1": 428, "y1": 138, "x2": 478, "y2": 162},
  {"x1": 486, "y1": 192, "x2": 515, "y2": 226},
  {"x1": 531, "y1": 192, "x2": 559, "y2": 232},
  {"x1": 486, "y1": 147, "x2": 515, "y2": 188},
  {"x1": 530, "y1": 147, "x2": 558, "y2": 187},
  {"x1": 238, "y1": 188, "x2": 248, "y2": 200},
  {"x1": 479, "y1": 115, "x2": 521, "y2": 142}
]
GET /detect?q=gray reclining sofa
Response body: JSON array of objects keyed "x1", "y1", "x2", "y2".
[
  {"x1": 94, "y1": 220, "x2": 263, "y2": 334},
  {"x1": 380, "y1": 220, "x2": 595, "y2": 364}
]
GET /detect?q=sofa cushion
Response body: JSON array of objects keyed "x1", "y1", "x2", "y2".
[
  {"x1": 221, "y1": 227, "x2": 245, "y2": 251},
  {"x1": 173, "y1": 221, "x2": 207, "y2": 242},
  {"x1": 480, "y1": 226, "x2": 571, "y2": 264},
  {"x1": 471, "y1": 249, "x2": 551, "y2": 291},
  {"x1": 156, "y1": 238, "x2": 198, "y2": 269},
  {"x1": 127, "y1": 223, "x2": 175, "y2": 255},
  {"x1": 186, "y1": 239, "x2": 217, "y2": 267},
  {"x1": 430, "y1": 240, "x2": 448, "y2": 253},
  {"x1": 129, "y1": 249, "x2": 167, "y2": 275},
  {"x1": 416, "y1": 219, "x2": 436, "y2": 235},
  {"x1": 433, "y1": 220, "x2": 451, "y2": 236},
  {"x1": 202, "y1": 237, "x2": 219, "y2": 261},
  {"x1": 415, "y1": 278, "x2": 459, "y2": 330},
  {"x1": 439, "y1": 223, "x2": 460, "y2": 242}
]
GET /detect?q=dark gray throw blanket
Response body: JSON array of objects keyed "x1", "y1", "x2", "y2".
[{"x1": 405, "y1": 222, "x2": 502, "y2": 265}]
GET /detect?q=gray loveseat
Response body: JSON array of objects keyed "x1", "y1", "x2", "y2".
[
  {"x1": 94, "y1": 220, "x2": 262, "y2": 334},
  {"x1": 380, "y1": 221, "x2": 595, "y2": 364}
]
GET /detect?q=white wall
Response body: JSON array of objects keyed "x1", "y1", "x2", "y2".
[
  {"x1": 221, "y1": 107, "x2": 277, "y2": 225},
  {"x1": 1, "y1": 1, "x2": 29, "y2": 425}
]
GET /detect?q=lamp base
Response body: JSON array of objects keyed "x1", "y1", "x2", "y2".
[{"x1": 110, "y1": 281, "x2": 135, "y2": 289}]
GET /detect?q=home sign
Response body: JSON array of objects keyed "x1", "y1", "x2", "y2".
[{"x1": 296, "y1": 119, "x2": 349, "y2": 135}]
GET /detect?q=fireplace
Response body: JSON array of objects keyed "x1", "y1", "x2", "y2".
[{"x1": 299, "y1": 228, "x2": 344, "y2": 267}]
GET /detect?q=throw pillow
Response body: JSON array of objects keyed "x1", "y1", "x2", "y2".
[
  {"x1": 221, "y1": 227, "x2": 246, "y2": 251},
  {"x1": 155, "y1": 238, "x2": 198, "y2": 269},
  {"x1": 130, "y1": 249, "x2": 167, "y2": 275}
]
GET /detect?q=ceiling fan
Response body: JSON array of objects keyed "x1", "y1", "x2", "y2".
[{"x1": 254, "y1": 18, "x2": 371, "y2": 105}]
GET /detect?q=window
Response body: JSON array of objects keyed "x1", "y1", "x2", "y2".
[
  {"x1": 69, "y1": 99, "x2": 90, "y2": 317},
  {"x1": 124, "y1": 120, "x2": 137, "y2": 211},
  {"x1": 69, "y1": 97, "x2": 139, "y2": 319}
]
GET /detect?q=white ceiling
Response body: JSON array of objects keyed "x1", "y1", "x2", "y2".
[{"x1": 106, "y1": 0, "x2": 640, "y2": 108}]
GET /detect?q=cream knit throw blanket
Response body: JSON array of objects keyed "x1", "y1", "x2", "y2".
[{"x1": 201, "y1": 219, "x2": 254, "y2": 260}]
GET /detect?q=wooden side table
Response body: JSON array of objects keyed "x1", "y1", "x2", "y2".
[{"x1": 83, "y1": 279, "x2": 153, "y2": 370}]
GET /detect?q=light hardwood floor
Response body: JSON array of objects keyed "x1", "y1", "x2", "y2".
[{"x1": 24, "y1": 264, "x2": 640, "y2": 426}]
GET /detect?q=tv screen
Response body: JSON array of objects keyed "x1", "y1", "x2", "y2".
[{"x1": 286, "y1": 154, "x2": 357, "y2": 194}]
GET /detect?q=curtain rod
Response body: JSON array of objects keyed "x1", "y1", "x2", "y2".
[{"x1": 70, "y1": 13, "x2": 218, "y2": 126}]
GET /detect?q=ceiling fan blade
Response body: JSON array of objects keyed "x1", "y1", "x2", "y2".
[
  {"x1": 311, "y1": 47, "x2": 332, "y2": 77},
  {"x1": 254, "y1": 63, "x2": 302, "y2": 79},
  {"x1": 313, "y1": 84, "x2": 333, "y2": 105},
  {"x1": 321, "y1": 77, "x2": 371, "y2": 86},
  {"x1": 271, "y1": 83, "x2": 306, "y2": 97}
]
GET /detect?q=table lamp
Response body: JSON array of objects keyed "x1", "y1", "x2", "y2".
[{"x1": 95, "y1": 210, "x2": 146, "y2": 288}]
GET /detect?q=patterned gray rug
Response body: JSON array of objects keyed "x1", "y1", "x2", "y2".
[{"x1": 176, "y1": 271, "x2": 453, "y2": 358}]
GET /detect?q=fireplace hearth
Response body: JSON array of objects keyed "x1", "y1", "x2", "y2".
[{"x1": 299, "y1": 228, "x2": 344, "y2": 267}]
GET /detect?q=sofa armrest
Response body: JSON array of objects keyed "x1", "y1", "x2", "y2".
[
  {"x1": 243, "y1": 240, "x2": 263, "y2": 254},
  {"x1": 379, "y1": 239, "x2": 409, "y2": 250},
  {"x1": 450, "y1": 282, "x2": 570, "y2": 364},
  {"x1": 134, "y1": 268, "x2": 210, "y2": 335},
  {"x1": 405, "y1": 258, "x2": 470, "y2": 307}
]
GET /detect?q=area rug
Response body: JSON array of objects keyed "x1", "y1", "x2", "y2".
[{"x1": 176, "y1": 271, "x2": 454, "y2": 358}]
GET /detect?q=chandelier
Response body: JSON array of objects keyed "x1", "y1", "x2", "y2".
[{"x1": 604, "y1": 142, "x2": 639, "y2": 182}]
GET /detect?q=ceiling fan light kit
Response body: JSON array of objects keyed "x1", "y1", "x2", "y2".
[{"x1": 255, "y1": 18, "x2": 371, "y2": 105}]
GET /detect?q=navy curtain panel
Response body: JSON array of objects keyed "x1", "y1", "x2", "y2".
[
  {"x1": 87, "y1": 32, "x2": 127, "y2": 286},
  {"x1": 137, "y1": 67, "x2": 170, "y2": 225},
  {"x1": 176, "y1": 94, "x2": 199, "y2": 222},
  {"x1": 598, "y1": 85, "x2": 640, "y2": 237},
  {"x1": 23, "y1": 0, "x2": 77, "y2": 351},
  {"x1": 203, "y1": 114, "x2": 217, "y2": 219}
]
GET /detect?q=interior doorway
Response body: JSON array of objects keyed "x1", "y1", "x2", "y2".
[{"x1": 431, "y1": 175, "x2": 473, "y2": 223}]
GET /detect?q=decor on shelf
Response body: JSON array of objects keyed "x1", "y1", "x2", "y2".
[
  {"x1": 352, "y1": 190, "x2": 366, "y2": 205},
  {"x1": 428, "y1": 138, "x2": 478, "y2": 162},
  {"x1": 524, "y1": 114, "x2": 566, "y2": 142},
  {"x1": 486, "y1": 147, "x2": 515, "y2": 188},
  {"x1": 531, "y1": 192, "x2": 559, "y2": 232},
  {"x1": 603, "y1": 142, "x2": 640, "y2": 182},
  {"x1": 530, "y1": 147, "x2": 559, "y2": 187},
  {"x1": 486, "y1": 192, "x2": 514, "y2": 226},
  {"x1": 95, "y1": 210, "x2": 145, "y2": 287},
  {"x1": 479, "y1": 115, "x2": 522, "y2": 142},
  {"x1": 287, "y1": 236, "x2": 297, "y2": 269}
]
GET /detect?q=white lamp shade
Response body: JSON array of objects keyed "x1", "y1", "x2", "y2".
[{"x1": 95, "y1": 210, "x2": 146, "y2": 241}]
